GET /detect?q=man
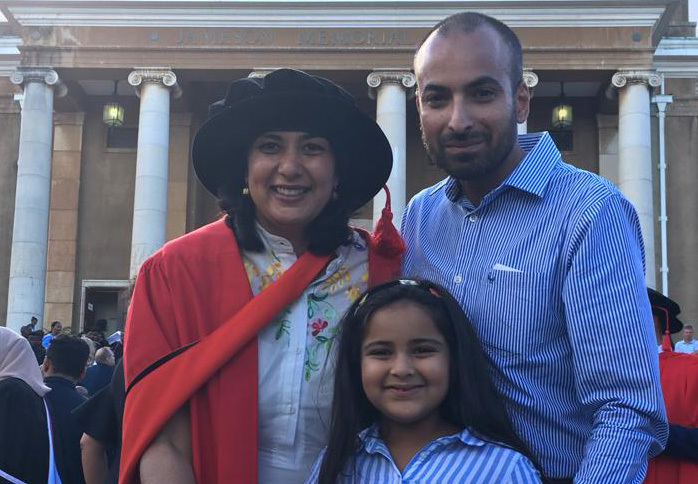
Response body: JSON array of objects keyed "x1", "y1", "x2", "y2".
[
  {"x1": 675, "y1": 325, "x2": 698, "y2": 354},
  {"x1": 81, "y1": 346, "x2": 116, "y2": 396},
  {"x1": 42, "y1": 320, "x2": 63, "y2": 348},
  {"x1": 43, "y1": 334, "x2": 90, "y2": 484},
  {"x1": 20, "y1": 315, "x2": 39, "y2": 338},
  {"x1": 402, "y1": 12, "x2": 667, "y2": 483}
]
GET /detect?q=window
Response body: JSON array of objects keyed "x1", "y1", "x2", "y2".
[{"x1": 105, "y1": 126, "x2": 138, "y2": 149}]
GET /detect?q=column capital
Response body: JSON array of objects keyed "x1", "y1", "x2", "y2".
[
  {"x1": 367, "y1": 69, "x2": 416, "y2": 99},
  {"x1": 10, "y1": 67, "x2": 67, "y2": 97},
  {"x1": 128, "y1": 67, "x2": 182, "y2": 99},
  {"x1": 522, "y1": 70, "x2": 539, "y2": 89},
  {"x1": 612, "y1": 70, "x2": 662, "y2": 89}
]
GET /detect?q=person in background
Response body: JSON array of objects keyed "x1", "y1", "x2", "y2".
[
  {"x1": 28, "y1": 329, "x2": 47, "y2": 365},
  {"x1": 0, "y1": 327, "x2": 51, "y2": 484},
  {"x1": 645, "y1": 289, "x2": 698, "y2": 483},
  {"x1": 675, "y1": 325, "x2": 698, "y2": 355},
  {"x1": 43, "y1": 334, "x2": 91, "y2": 484},
  {"x1": 82, "y1": 347, "x2": 116, "y2": 396},
  {"x1": 402, "y1": 11, "x2": 667, "y2": 483},
  {"x1": 75, "y1": 361, "x2": 125, "y2": 484},
  {"x1": 42, "y1": 320, "x2": 63, "y2": 349},
  {"x1": 20, "y1": 316, "x2": 39, "y2": 338}
]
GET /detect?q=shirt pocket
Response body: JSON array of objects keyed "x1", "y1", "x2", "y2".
[{"x1": 476, "y1": 269, "x2": 558, "y2": 359}]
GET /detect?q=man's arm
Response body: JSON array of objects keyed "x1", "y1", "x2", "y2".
[{"x1": 563, "y1": 194, "x2": 668, "y2": 483}]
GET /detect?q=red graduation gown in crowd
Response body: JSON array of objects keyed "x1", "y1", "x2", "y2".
[
  {"x1": 644, "y1": 350, "x2": 698, "y2": 484},
  {"x1": 119, "y1": 216, "x2": 403, "y2": 484}
]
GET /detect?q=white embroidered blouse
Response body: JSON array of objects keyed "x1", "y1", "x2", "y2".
[{"x1": 243, "y1": 226, "x2": 369, "y2": 483}]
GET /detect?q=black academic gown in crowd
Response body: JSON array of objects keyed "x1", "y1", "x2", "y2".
[
  {"x1": 0, "y1": 377, "x2": 49, "y2": 484},
  {"x1": 44, "y1": 375, "x2": 87, "y2": 484},
  {"x1": 74, "y1": 361, "x2": 125, "y2": 484}
]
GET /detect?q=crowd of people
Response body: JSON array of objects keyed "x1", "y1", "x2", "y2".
[{"x1": 1, "y1": 10, "x2": 698, "y2": 484}]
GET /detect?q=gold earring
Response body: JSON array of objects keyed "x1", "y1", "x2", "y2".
[{"x1": 242, "y1": 186, "x2": 250, "y2": 196}]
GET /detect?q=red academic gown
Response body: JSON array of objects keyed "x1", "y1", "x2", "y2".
[
  {"x1": 119, "y1": 217, "x2": 403, "y2": 484},
  {"x1": 644, "y1": 350, "x2": 698, "y2": 483}
]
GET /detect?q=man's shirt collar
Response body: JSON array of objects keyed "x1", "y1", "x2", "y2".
[{"x1": 434, "y1": 131, "x2": 561, "y2": 203}]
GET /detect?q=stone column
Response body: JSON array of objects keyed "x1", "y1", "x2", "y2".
[
  {"x1": 127, "y1": 68, "x2": 181, "y2": 278},
  {"x1": 367, "y1": 69, "x2": 416, "y2": 227},
  {"x1": 612, "y1": 70, "x2": 662, "y2": 287},
  {"x1": 518, "y1": 70, "x2": 539, "y2": 135},
  {"x1": 6, "y1": 68, "x2": 66, "y2": 332}
]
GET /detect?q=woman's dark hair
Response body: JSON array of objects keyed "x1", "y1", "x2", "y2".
[
  {"x1": 217, "y1": 135, "x2": 354, "y2": 256},
  {"x1": 318, "y1": 279, "x2": 542, "y2": 483}
]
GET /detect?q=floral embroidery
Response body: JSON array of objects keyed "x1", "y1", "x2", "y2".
[
  {"x1": 320, "y1": 267, "x2": 351, "y2": 295},
  {"x1": 274, "y1": 309, "x2": 292, "y2": 342},
  {"x1": 311, "y1": 318, "x2": 328, "y2": 337},
  {"x1": 244, "y1": 231, "x2": 368, "y2": 383}
]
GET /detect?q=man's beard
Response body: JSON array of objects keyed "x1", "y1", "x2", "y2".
[{"x1": 421, "y1": 114, "x2": 518, "y2": 182}]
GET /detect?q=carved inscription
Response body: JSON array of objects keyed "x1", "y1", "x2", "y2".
[
  {"x1": 297, "y1": 30, "x2": 409, "y2": 46},
  {"x1": 174, "y1": 29, "x2": 275, "y2": 45},
  {"x1": 154, "y1": 29, "x2": 410, "y2": 47}
]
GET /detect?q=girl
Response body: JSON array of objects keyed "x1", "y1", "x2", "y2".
[{"x1": 306, "y1": 279, "x2": 543, "y2": 483}]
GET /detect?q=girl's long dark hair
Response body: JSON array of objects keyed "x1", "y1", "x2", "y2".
[{"x1": 318, "y1": 280, "x2": 542, "y2": 483}]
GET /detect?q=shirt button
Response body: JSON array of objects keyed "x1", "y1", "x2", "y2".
[
  {"x1": 469, "y1": 214, "x2": 479, "y2": 223},
  {"x1": 296, "y1": 347, "x2": 302, "y2": 355},
  {"x1": 285, "y1": 405, "x2": 296, "y2": 414},
  {"x1": 454, "y1": 275, "x2": 462, "y2": 284}
]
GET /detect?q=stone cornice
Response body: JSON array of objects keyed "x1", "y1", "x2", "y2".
[
  {"x1": 128, "y1": 67, "x2": 182, "y2": 98},
  {"x1": 612, "y1": 70, "x2": 662, "y2": 88},
  {"x1": 0, "y1": 36, "x2": 22, "y2": 77},
  {"x1": 3, "y1": 1, "x2": 675, "y2": 29},
  {"x1": 10, "y1": 67, "x2": 67, "y2": 96},
  {"x1": 654, "y1": 37, "x2": 698, "y2": 78}
]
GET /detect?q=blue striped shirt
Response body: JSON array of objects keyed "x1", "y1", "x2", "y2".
[
  {"x1": 304, "y1": 425, "x2": 542, "y2": 483},
  {"x1": 401, "y1": 132, "x2": 668, "y2": 483}
]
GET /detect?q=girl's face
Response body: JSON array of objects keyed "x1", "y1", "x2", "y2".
[{"x1": 361, "y1": 300, "x2": 451, "y2": 432}]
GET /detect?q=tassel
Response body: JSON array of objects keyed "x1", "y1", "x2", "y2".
[
  {"x1": 372, "y1": 185, "x2": 406, "y2": 257},
  {"x1": 363, "y1": 185, "x2": 406, "y2": 287},
  {"x1": 662, "y1": 324, "x2": 673, "y2": 353}
]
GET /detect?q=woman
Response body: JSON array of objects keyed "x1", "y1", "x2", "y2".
[
  {"x1": 0, "y1": 327, "x2": 51, "y2": 483},
  {"x1": 120, "y1": 69, "x2": 401, "y2": 484}
]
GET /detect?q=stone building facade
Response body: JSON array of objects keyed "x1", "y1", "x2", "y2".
[{"x1": 0, "y1": 0, "x2": 696, "y2": 335}]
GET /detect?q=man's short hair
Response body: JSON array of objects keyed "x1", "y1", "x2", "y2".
[
  {"x1": 31, "y1": 316, "x2": 38, "y2": 322},
  {"x1": 94, "y1": 347, "x2": 115, "y2": 366},
  {"x1": 685, "y1": 325, "x2": 694, "y2": 330},
  {"x1": 50, "y1": 320, "x2": 61, "y2": 329},
  {"x1": 416, "y1": 11, "x2": 523, "y2": 90},
  {"x1": 46, "y1": 335, "x2": 89, "y2": 379}
]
